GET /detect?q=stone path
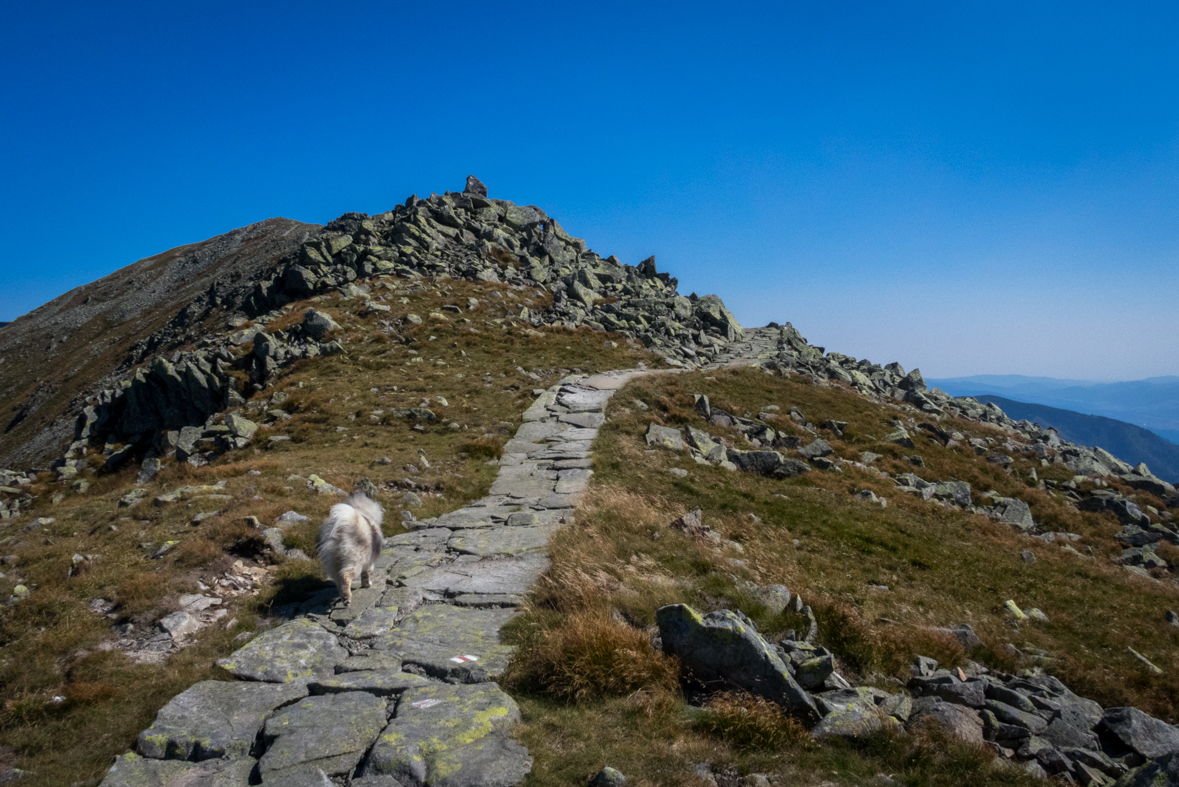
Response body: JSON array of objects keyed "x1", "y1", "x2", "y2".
[{"x1": 100, "y1": 369, "x2": 656, "y2": 787}]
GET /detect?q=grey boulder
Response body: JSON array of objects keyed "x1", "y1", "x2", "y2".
[{"x1": 656, "y1": 604, "x2": 818, "y2": 723}]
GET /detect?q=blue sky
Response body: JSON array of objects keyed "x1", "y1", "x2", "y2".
[{"x1": 2, "y1": 2, "x2": 1177, "y2": 380}]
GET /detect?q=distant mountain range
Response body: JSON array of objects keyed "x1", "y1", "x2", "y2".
[
  {"x1": 0, "y1": 322, "x2": 10, "y2": 329},
  {"x1": 928, "y1": 374, "x2": 1179, "y2": 445},
  {"x1": 968, "y1": 395, "x2": 1179, "y2": 483}
]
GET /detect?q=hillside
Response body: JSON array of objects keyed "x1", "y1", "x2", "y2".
[
  {"x1": 931, "y1": 375, "x2": 1179, "y2": 439},
  {"x1": 1, "y1": 178, "x2": 1178, "y2": 787},
  {"x1": 0, "y1": 218, "x2": 321, "y2": 470},
  {"x1": 973, "y1": 395, "x2": 1179, "y2": 483}
]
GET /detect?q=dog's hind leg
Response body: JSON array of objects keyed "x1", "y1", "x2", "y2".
[
  {"x1": 338, "y1": 569, "x2": 354, "y2": 606},
  {"x1": 360, "y1": 568, "x2": 372, "y2": 588}
]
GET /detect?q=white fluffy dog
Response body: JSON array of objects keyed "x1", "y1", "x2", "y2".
[{"x1": 316, "y1": 492, "x2": 384, "y2": 606}]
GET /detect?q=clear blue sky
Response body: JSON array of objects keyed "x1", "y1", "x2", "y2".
[{"x1": 2, "y1": 2, "x2": 1177, "y2": 380}]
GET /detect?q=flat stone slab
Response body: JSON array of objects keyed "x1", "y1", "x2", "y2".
[
  {"x1": 447, "y1": 525, "x2": 556, "y2": 558},
  {"x1": 511, "y1": 421, "x2": 567, "y2": 443},
  {"x1": 552, "y1": 458, "x2": 594, "y2": 469},
  {"x1": 539, "y1": 493, "x2": 581, "y2": 509},
  {"x1": 489, "y1": 474, "x2": 556, "y2": 499},
  {"x1": 554, "y1": 475, "x2": 590, "y2": 495},
  {"x1": 361, "y1": 683, "x2": 531, "y2": 787},
  {"x1": 413, "y1": 555, "x2": 549, "y2": 598},
  {"x1": 218, "y1": 618, "x2": 348, "y2": 683},
  {"x1": 450, "y1": 593, "x2": 523, "y2": 607},
  {"x1": 100, "y1": 754, "x2": 254, "y2": 787},
  {"x1": 337, "y1": 653, "x2": 404, "y2": 673},
  {"x1": 259, "y1": 692, "x2": 387, "y2": 779},
  {"x1": 308, "y1": 670, "x2": 435, "y2": 696},
  {"x1": 138, "y1": 679, "x2": 308, "y2": 760},
  {"x1": 556, "y1": 387, "x2": 613, "y2": 410},
  {"x1": 367, "y1": 605, "x2": 518, "y2": 682},
  {"x1": 329, "y1": 585, "x2": 384, "y2": 624},
  {"x1": 550, "y1": 427, "x2": 598, "y2": 442},
  {"x1": 558, "y1": 412, "x2": 604, "y2": 428},
  {"x1": 385, "y1": 528, "x2": 453, "y2": 548}
]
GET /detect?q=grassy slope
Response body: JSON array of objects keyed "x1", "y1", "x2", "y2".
[
  {"x1": 0, "y1": 277, "x2": 651, "y2": 785},
  {"x1": 505, "y1": 367, "x2": 1179, "y2": 786}
]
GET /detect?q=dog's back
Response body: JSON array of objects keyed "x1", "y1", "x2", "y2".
[{"x1": 316, "y1": 492, "x2": 384, "y2": 605}]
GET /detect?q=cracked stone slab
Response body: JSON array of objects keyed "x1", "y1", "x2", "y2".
[
  {"x1": 521, "y1": 391, "x2": 557, "y2": 422},
  {"x1": 553, "y1": 457, "x2": 594, "y2": 469},
  {"x1": 366, "y1": 605, "x2": 518, "y2": 682},
  {"x1": 217, "y1": 618, "x2": 348, "y2": 683},
  {"x1": 329, "y1": 585, "x2": 385, "y2": 625},
  {"x1": 337, "y1": 652, "x2": 404, "y2": 673},
  {"x1": 360, "y1": 683, "x2": 531, "y2": 787},
  {"x1": 556, "y1": 388, "x2": 612, "y2": 411},
  {"x1": 558, "y1": 412, "x2": 605, "y2": 428},
  {"x1": 259, "y1": 691, "x2": 387, "y2": 780},
  {"x1": 489, "y1": 474, "x2": 556, "y2": 499},
  {"x1": 348, "y1": 596, "x2": 423, "y2": 639},
  {"x1": 447, "y1": 525, "x2": 557, "y2": 558},
  {"x1": 554, "y1": 473, "x2": 591, "y2": 495},
  {"x1": 450, "y1": 593, "x2": 524, "y2": 607},
  {"x1": 549, "y1": 427, "x2": 598, "y2": 442},
  {"x1": 99, "y1": 754, "x2": 255, "y2": 787},
  {"x1": 538, "y1": 493, "x2": 581, "y2": 509},
  {"x1": 511, "y1": 421, "x2": 568, "y2": 442},
  {"x1": 308, "y1": 670, "x2": 435, "y2": 697},
  {"x1": 411, "y1": 555, "x2": 549, "y2": 598},
  {"x1": 137, "y1": 679, "x2": 308, "y2": 760},
  {"x1": 385, "y1": 528, "x2": 453, "y2": 548}
]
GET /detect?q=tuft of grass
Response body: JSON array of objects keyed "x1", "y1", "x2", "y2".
[
  {"x1": 505, "y1": 609, "x2": 678, "y2": 703},
  {"x1": 697, "y1": 691, "x2": 811, "y2": 749}
]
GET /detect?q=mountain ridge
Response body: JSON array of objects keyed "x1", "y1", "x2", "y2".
[{"x1": 973, "y1": 394, "x2": 1179, "y2": 483}]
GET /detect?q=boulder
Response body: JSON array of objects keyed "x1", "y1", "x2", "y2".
[
  {"x1": 464, "y1": 175, "x2": 488, "y2": 197},
  {"x1": 1098, "y1": 707, "x2": 1179, "y2": 760},
  {"x1": 645, "y1": 424, "x2": 683, "y2": 451},
  {"x1": 991, "y1": 498, "x2": 1036, "y2": 532},
  {"x1": 909, "y1": 701, "x2": 985, "y2": 743},
  {"x1": 656, "y1": 604, "x2": 818, "y2": 723},
  {"x1": 302, "y1": 309, "x2": 341, "y2": 340},
  {"x1": 797, "y1": 439, "x2": 833, "y2": 460},
  {"x1": 726, "y1": 449, "x2": 785, "y2": 475}
]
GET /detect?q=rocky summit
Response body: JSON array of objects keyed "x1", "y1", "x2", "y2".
[{"x1": 1, "y1": 178, "x2": 1178, "y2": 787}]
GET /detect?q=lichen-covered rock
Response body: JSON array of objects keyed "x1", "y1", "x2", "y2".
[
  {"x1": 361, "y1": 682, "x2": 531, "y2": 787},
  {"x1": 365, "y1": 604, "x2": 517, "y2": 683},
  {"x1": 99, "y1": 754, "x2": 254, "y2": 787},
  {"x1": 137, "y1": 680, "x2": 307, "y2": 760},
  {"x1": 656, "y1": 603, "x2": 818, "y2": 723},
  {"x1": 216, "y1": 618, "x2": 347, "y2": 682},
  {"x1": 645, "y1": 424, "x2": 683, "y2": 451},
  {"x1": 259, "y1": 691, "x2": 387, "y2": 781}
]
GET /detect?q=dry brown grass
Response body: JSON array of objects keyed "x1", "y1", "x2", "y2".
[
  {"x1": 505, "y1": 609, "x2": 679, "y2": 702},
  {"x1": 0, "y1": 275, "x2": 658, "y2": 784},
  {"x1": 697, "y1": 691, "x2": 812, "y2": 749}
]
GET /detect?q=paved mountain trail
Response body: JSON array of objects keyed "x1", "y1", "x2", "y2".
[{"x1": 100, "y1": 339, "x2": 774, "y2": 787}]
